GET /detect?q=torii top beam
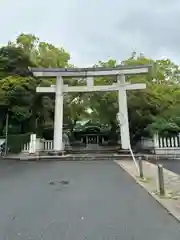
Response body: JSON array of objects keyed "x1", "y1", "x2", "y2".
[{"x1": 30, "y1": 65, "x2": 152, "y2": 78}]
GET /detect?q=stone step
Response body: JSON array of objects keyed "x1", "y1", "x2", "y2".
[
  {"x1": 66, "y1": 145, "x2": 122, "y2": 154},
  {"x1": 67, "y1": 149, "x2": 118, "y2": 154}
]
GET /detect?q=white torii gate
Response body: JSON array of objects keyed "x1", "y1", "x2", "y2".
[{"x1": 31, "y1": 65, "x2": 151, "y2": 152}]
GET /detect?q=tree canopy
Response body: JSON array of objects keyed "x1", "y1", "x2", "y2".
[{"x1": 0, "y1": 33, "x2": 180, "y2": 141}]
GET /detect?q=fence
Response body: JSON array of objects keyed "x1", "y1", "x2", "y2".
[
  {"x1": 154, "y1": 134, "x2": 180, "y2": 155},
  {"x1": 43, "y1": 140, "x2": 53, "y2": 151},
  {"x1": 21, "y1": 133, "x2": 180, "y2": 155},
  {"x1": 22, "y1": 142, "x2": 30, "y2": 152},
  {"x1": 158, "y1": 136, "x2": 180, "y2": 148},
  {"x1": 22, "y1": 139, "x2": 53, "y2": 153},
  {"x1": 138, "y1": 134, "x2": 180, "y2": 156}
]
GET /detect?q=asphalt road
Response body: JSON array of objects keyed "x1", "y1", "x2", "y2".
[
  {"x1": 158, "y1": 159, "x2": 180, "y2": 175},
  {"x1": 0, "y1": 160, "x2": 180, "y2": 239}
]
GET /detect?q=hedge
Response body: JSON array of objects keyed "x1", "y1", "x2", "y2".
[{"x1": 0, "y1": 133, "x2": 31, "y2": 153}]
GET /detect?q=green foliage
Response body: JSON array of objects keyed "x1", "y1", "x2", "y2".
[
  {"x1": 0, "y1": 33, "x2": 71, "y2": 137},
  {"x1": 0, "y1": 33, "x2": 180, "y2": 145},
  {"x1": 147, "y1": 118, "x2": 180, "y2": 136},
  {"x1": 7, "y1": 133, "x2": 31, "y2": 153},
  {"x1": 0, "y1": 45, "x2": 34, "y2": 78},
  {"x1": 15, "y1": 33, "x2": 70, "y2": 68},
  {"x1": 42, "y1": 127, "x2": 53, "y2": 140},
  {"x1": 88, "y1": 53, "x2": 180, "y2": 140}
]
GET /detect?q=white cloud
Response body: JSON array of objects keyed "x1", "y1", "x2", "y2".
[{"x1": 1, "y1": 0, "x2": 180, "y2": 66}]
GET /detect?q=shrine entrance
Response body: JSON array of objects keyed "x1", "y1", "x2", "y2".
[
  {"x1": 86, "y1": 135, "x2": 98, "y2": 144},
  {"x1": 79, "y1": 126, "x2": 101, "y2": 145},
  {"x1": 72, "y1": 123, "x2": 110, "y2": 147},
  {"x1": 31, "y1": 65, "x2": 151, "y2": 152},
  {"x1": 82, "y1": 131, "x2": 105, "y2": 145}
]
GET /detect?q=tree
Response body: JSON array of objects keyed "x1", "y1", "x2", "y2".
[
  {"x1": 146, "y1": 84, "x2": 180, "y2": 135},
  {"x1": 15, "y1": 33, "x2": 70, "y2": 68},
  {"x1": 0, "y1": 33, "x2": 73, "y2": 135},
  {"x1": 16, "y1": 33, "x2": 39, "y2": 63},
  {"x1": 0, "y1": 76, "x2": 38, "y2": 133},
  {"x1": 1, "y1": 34, "x2": 180, "y2": 143},
  {"x1": 87, "y1": 54, "x2": 180, "y2": 142},
  {"x1": 37, "y1": 42, "x2": 70, "y2": 68},
  {"x1": 0, "y1": 45, "x2": 34, "y2": 79}
]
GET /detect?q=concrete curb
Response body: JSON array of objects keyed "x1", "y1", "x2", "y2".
[
  {"x1": 114, "y1": 160, "x2": 180, "y2": 223},
  {"x1": 1, "y1": 154, "x2": 132, "y2": 162},
  {"x1": 2, "y1": 155, "x2": 121, "y2": 162}
]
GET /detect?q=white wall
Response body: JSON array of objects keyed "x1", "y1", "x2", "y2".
[
  {"x1": 155, "y1": 148, "x2": 180, "y2": 155},
  {"x1": 140, "y1": 137, "x2": 154, "y2": 149}
]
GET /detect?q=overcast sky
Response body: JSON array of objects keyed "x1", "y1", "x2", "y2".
[{"x1": 1, "y1": 0, "x2": 180, "y2": 66}]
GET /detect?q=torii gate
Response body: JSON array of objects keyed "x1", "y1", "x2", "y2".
[{"x1": 31, "y1": 65, "x2": 151, "y2": 152}]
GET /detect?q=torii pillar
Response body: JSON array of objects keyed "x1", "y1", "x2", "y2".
[
  {"x1": 118, "y1": 75, "x2": 130, "y2": 149},
  {"x1": 54, "y1": 76, "x2": 64, "y2": 151}
]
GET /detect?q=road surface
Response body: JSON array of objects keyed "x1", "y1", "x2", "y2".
[
  {"x1": 0, "y1": 160, "x2": 180, "y2": 239},
  {"x1": 159, "y1": 159, "x2": 180, "y2": 175}
]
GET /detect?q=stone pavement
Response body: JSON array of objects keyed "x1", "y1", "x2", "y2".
[{"x1": 115, "y1": 159, "x2": 180, "y2": 221}]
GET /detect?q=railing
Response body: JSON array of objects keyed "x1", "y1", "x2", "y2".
[
  {"x1": 21, "y1": 135, "x2": 180, "y2": 155},
  {"x1": 153, "y1": 134, "x2": 180, "y2": 156},
  {"x1": 22, "y1": 143, "x2": 30, "y2": 152},
  {"x1": 158, "y1": 136, "x2": 180, "y2": 148},
  {"x1": 22, "y1": 140, "x2": 54, "y2": 153},
  {"x1": 43, "y1": 140, "x2": 53, "y2": 151}
]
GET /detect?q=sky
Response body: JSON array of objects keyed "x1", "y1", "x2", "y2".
[{"x1": 1, "y1": 0, "x2": 180, "y2": 66}]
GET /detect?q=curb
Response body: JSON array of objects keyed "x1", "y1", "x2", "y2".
[
  {"x1": 2, "y1": 156, "x2": 119, "y2": 162},
  {"x1": 114, "y1": 160, "x2": 180, "y2": 223},
  {"x1": 2, "y1": 155, "x2": 131, "y2": 162}
]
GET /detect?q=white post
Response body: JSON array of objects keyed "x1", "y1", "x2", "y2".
[
  {"x1": 29, "y1": 134, "x2": 36, "y2": 154},
  {"x1": 118, "y1": 75, "x2": 130, "y2": 149},
  {"x1": 153, "y1": 133, "x2": 159, "y2": 150},
  {"x1": 53, "y1": 76, "x2": 64, "y2": 152}
]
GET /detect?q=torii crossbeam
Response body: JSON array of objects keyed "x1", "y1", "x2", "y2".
[{"x1": 31, "y1": 65, "x2": 151, "y2": 152}]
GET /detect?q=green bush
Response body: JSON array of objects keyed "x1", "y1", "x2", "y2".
[
  {"x1": 42, "y1": 128, "x2": 53, "y2": 140},
  {"x1": 6, "y1": 133, "x2": 31, "y2": 153}
]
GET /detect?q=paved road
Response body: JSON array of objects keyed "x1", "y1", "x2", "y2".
[
  {"x1": 0, "y1": 160, "x2": 180, "y2": 239},
  {"x1": 158, "y1": 159, "x2": 180, "y2": 175}
]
